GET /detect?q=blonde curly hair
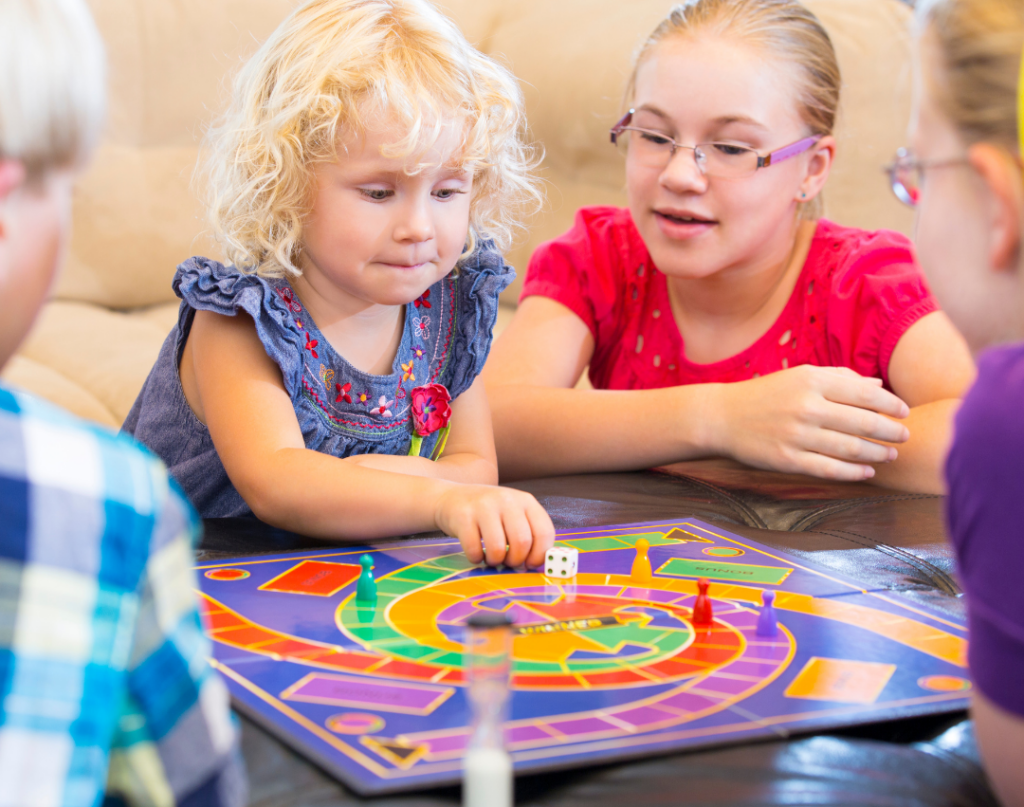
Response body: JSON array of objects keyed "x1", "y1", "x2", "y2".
[{"x1": 204, "y1": 0, "x2": 540, "y2": 278}]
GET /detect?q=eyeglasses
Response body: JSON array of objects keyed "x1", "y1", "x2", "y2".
[
  {"x1": 609, "y1": 109, "x2": 822, "y2": 179},
  {"x1": 885, "y1": 147, "x2": 970, "y2": 208}
]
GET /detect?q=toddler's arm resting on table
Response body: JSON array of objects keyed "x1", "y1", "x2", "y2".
[{"x1": 187, "y1": 311, "x2": 552, "y2": 566}]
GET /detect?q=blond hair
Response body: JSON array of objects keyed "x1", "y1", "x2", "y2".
[
  {"x1": 916, "y1": 0, "x2": 1024, "y2": 151},
  {"x1": 0, "y1": 0, "x2": 106, "y2": 180},
  {"x1": 204, "y1": 0, "x2": 540, "y2": 278},
  {"x1": 626, "y1": 0, "x2": 840, "y2": 219}
]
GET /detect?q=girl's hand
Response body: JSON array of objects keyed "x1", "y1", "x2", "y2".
[
  {"x1": 434, "y1": 485, "x2": 555, "y2": 568},
  {"x1": 707, "y1": 365, "x2": 911, "y2": 481}
]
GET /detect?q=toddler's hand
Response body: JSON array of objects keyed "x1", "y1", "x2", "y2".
[
  {"x1": 710, "y1": 365, "x2": 911, "y2": 481},
  {"x1": 434, "y1": 485, "x2": 554, "y2": 568}
]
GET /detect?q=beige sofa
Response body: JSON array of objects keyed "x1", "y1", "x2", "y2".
[{"x1": 2, "y1": 0, "x2": 915, "y2": 428}]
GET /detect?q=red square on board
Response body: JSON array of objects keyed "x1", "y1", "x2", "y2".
[{"x1": 259, "y1": 560, "x2": 362, "y2": 596}]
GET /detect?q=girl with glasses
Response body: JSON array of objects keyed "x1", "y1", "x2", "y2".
[
  {"x1": 484, "y1": 0, "x2": 974, "y2": 493},
  {"x1": 908, "y1": 0, "x2": 1024, "y2": 802}
]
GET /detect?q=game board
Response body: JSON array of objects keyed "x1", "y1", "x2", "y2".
[{"x1": 196, "y1": 519, "x2": 970, "y2": 795}]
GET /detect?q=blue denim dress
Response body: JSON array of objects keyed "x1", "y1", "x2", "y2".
[{"x1": 123, "y1": 242, "x2": 513, "y2": 518}]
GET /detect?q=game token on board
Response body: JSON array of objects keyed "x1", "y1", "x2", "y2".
[
  {"x1": 630, "y1": 537, "x2": 653, "y2": 583},
  {"x1": 356, "y1": 554, "x2": 377, "y2": 603},
  {"x1": 757, "y1": 589, "x2": 778, "y2": 638},
  {"x1": 692, "y1": 577, "x2": 713, "y2": 626}
]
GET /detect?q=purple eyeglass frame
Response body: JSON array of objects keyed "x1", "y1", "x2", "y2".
[{"x1": 610, "y1": 109, "x2": 822, "y2": 170}]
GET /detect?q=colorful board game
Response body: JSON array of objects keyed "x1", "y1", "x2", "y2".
[{"x1": 196, "y1": 519, "x2": 970, "y2": 795}]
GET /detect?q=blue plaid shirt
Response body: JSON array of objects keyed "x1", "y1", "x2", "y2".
[{"x1": 0, "y1": 385, "x2": 246, "y2": 806}]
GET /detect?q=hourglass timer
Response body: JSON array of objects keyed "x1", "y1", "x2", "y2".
[{"x1": 463, "y1": 610, "x2": 514, "y2": 807}]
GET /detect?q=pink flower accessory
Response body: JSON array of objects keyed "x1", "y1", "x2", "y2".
[{"x1": 407, "y1": 383, "x2": 452, "y2": 459}]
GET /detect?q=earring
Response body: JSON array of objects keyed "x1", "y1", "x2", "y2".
[{"x1": 800, "y1": 192, "x2": 807, "y2": 199}]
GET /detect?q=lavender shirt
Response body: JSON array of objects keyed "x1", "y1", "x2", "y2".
[{"x1": 945, "y1": 341, "x2": 1024, "y2": 717}]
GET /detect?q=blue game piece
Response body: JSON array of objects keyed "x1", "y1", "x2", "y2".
[
  {"x1": 356, "y1": 554, "x2": 377, "y2": 603},
  {"x1": 756, "y1": 590, "x2": 777, "y2": 638}
]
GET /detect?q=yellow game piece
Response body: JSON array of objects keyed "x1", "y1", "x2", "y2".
[{"x1": 630, "y1": 538, "x2": 653, "y2": 583}]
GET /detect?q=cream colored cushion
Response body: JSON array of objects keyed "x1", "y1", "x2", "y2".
[
  {"x1": 0, "y1": 356, "x2": 119, "y2": 428},
  {"x1": 12, "y1": 0, "x2": 915, "y2": 426}
]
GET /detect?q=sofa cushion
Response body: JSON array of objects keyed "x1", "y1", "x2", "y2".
[
  {"x1": 14, "y1": 301, "x2": 177, "y2": 425},
  {"x1": 0, "y1": 356, "x2": 120, "y2": 428}
]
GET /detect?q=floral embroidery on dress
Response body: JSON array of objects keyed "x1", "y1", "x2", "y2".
[
  {"x1": 319, "y1": 364, "x2": 334, "y2": 391},
  {"x1": 295, "y1": 319, "x2": 304, "y2": 330},
  {"x1": 304, "y1": 333, "x2": 319, "y2": 359},
  {"x1": 376, "y1": 396, "x2": 393, "y2": 417},
  {"x1": 401, "y1": 361, "x2": 415, "y2": 383},
  {"x1": 413, "y1": 315, "x2": 430, "y2": 340},
  {"x1": 335, "y1": 382, "x2": 352, "y2": 403},
  {"x1": 356, "y1": 390, "x2": 371, "y2": 406},
  {"x1": 414, "y1": 290, "x2": 431, "y2": 309},
  {"x1": 412, "y1": 345, "x2": 426, "y2": 360},
  {"x1": 276, "y1": 287, "x2": 303, "y2": 313}
]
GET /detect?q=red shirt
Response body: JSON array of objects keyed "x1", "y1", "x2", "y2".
[{"x1": 521, "y1": 206, "x2": 937, "y2": 390}]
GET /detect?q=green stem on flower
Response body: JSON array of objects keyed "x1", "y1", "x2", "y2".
[
  {"x1": 408, "y1": 435, "x2": 424, "y2": 457},
  {"x1": 430, "y1": 425, "x2": 451, "y2": 461}
]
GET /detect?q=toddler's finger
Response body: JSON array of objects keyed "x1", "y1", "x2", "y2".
[
  {"x1": 500, "y1": 506, "x2": 534, "y2": 569},
  {"x1": 458, "y1": 520, "x2": 485, "y2": 565},
  {"x1": 524, "y1": 499, "x2": 556, "y2": 569},
  {"x1": 478, "y1": 508, "x2": 508, "y2": 567}
]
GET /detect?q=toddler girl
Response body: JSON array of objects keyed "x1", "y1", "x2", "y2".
[
  {"x1": 485, "y1": 0, "x2": 974, "y2": 494},
  {"x1": 906, "y1": 0, "x2": 1024, "y2": 801},
  {"x1": 125, "y1": 0, "x2": 553, "y2": 566}
]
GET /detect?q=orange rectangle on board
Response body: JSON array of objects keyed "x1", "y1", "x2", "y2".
[
  {"x1": 784, "y1": 657, "x2": 896, "y2": 704},
  {"x1": 258, "y1": 560, "x2": 362, "y2": 596}
]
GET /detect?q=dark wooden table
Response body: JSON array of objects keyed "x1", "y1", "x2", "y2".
[{"x1": 199, "y1": 462, "x2": 996, "y2": 807}]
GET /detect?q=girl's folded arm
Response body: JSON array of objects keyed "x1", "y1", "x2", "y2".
[
  {"x1": 868, "y1": 310, "x2": 976, "y2": 494},
  {"x1": 485, "y1": 297, "x2": 913, "y2": 483},
  {"x1": 189, "y1": 308, "x2": 469, "y2": 539}
]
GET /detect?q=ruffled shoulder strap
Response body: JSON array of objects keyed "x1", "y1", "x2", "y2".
[
  {"x1": 437, "y1": 240, "x2": 515, "y2": 399},
  {"x1": 174, "y1": 257, "x2": 307, "y2": 397}
]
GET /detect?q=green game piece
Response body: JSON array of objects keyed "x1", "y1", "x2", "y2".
[{"x1": 356, "y1": 554, "x2": 377, "y2": 603}]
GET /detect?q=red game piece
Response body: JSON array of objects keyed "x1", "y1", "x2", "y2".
[{"x1": 692, "y1": 577, "x2": 713, "y2": 626}]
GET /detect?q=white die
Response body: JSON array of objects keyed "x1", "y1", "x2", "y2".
[{"x1": 545, "y1": 546, "x2": 578, "y2": 578}]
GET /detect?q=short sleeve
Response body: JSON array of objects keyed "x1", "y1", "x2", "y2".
[
  {"x1": 174, "y1": 258, "x2": 307, "y2": 398},
  {"x1": 520, "y1": 206, "x2": 629, "y2": 343},
  {"x1": 823, "y1": 228, "x2": 938, "y2": 385},
  {"x1": 441, "y1": 240, "x2": 515, "y2": 400},
  {"x1": 108, "y1": 478, "x2": 246, "y2": 806},
  {"x1": 945, "y1": 344, "x2": 1024, "y2": 718}
]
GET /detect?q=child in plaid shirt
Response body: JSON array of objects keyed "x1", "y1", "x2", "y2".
[{"x1": 0, "y1": 1, "x2": 245, "y2": 805}]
